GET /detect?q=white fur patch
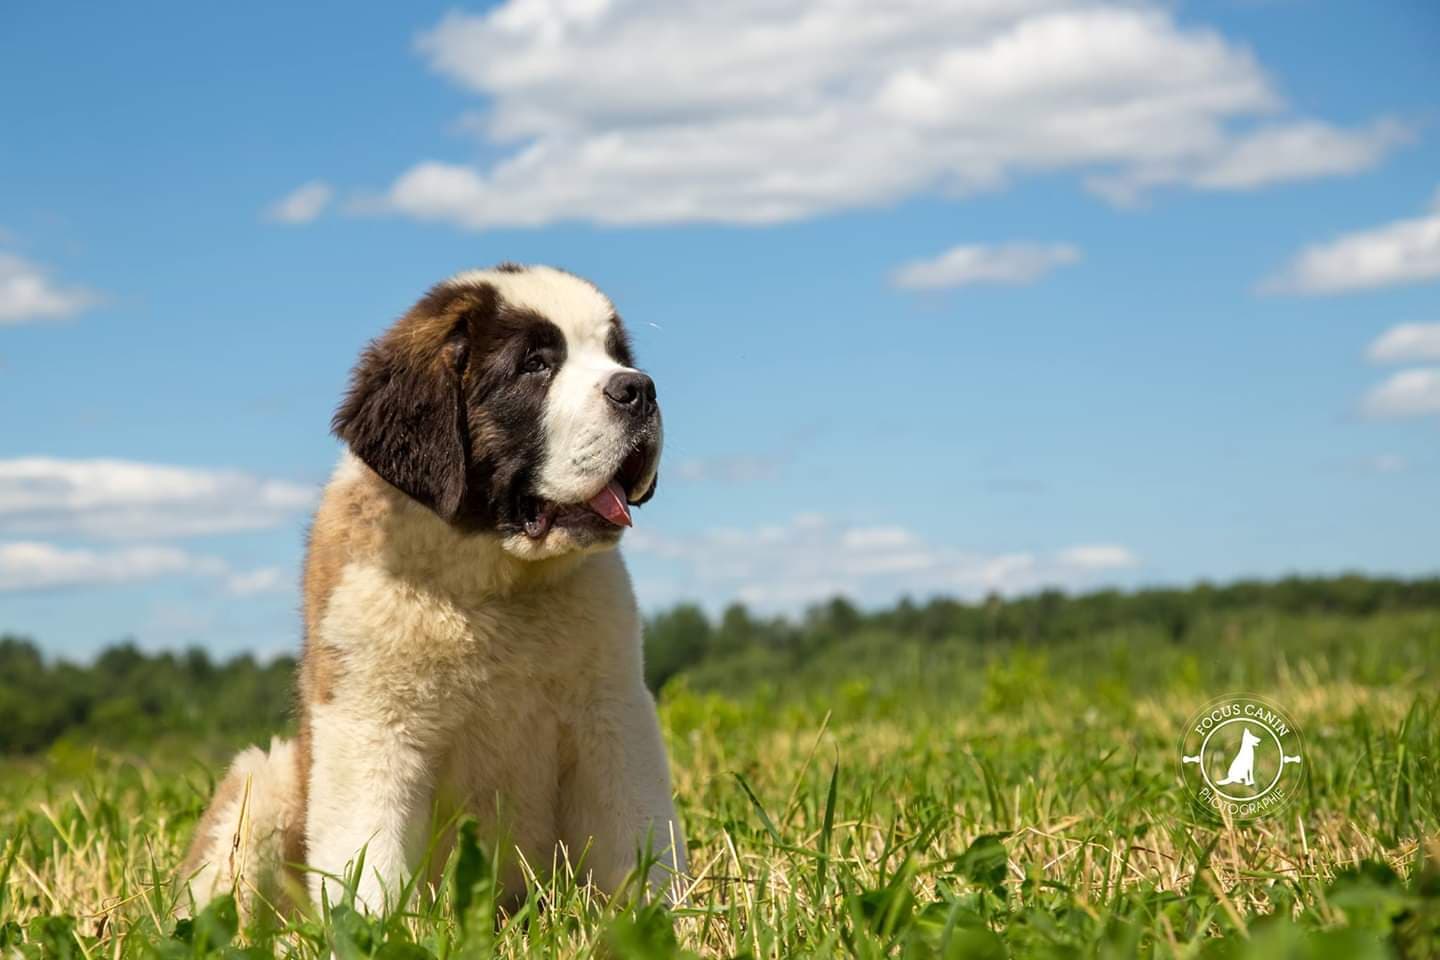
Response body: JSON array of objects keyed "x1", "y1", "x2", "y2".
[{"x1": 447, "y1": 265, "x2": 614, "y2": 333}]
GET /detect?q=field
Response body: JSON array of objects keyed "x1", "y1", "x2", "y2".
[{"x1": 2, "y1": 596, "x2": 1438, "y2": 958}]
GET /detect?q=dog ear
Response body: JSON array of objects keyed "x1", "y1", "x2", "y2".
[{"x1": 332, "y1": 319, "x2": 471, "y2": 522}]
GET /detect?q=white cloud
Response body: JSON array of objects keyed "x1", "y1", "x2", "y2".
[
  {"x1": 1264, "y1": 187, "x2": 1440, "y2": 295},
  {"x1": 1361, "y1": 368, "x2": 1440, "y2": 419},
  {"x1": 225, "y1": 566, "x2": 288, "y2": 596},
  {"x1": 0, "y1": 252, "x2": 99, "y2": 324},
  {"x1": 0, "y1": 542, "x2": 295, "y2": 597},
  {"x1": 841, "y1": 526, "x2": 919, "y2": 550},
  {"x1": 1369, "y1": 454, "x2": 1407, "y2": 475},
  {"x1": 361, "y1": 1, "x2": 1401, "y2": 230},
  {"x1": 0, "y1": 541, "x2": 224, "y2": 592},
  {"x1": 672, "y1": 455, "x2": 780, "y2": 484},
  {"x1": 0, "y1": 457, "x2": 316, "y2": 539},
  {"x1": 263, "y1": 180, "x2": 334, "y2": 225},
  {"x1": 1090, "y1": 120, "x2": 1408, "y2": 203},
  {"x1": 1368, "y1": 323, "x2": 1440, "y2": 364},
  {"x1": 1055, "y1": 544, "x2": 1139, "y2": 571},
  {"x1": 628, "y1": 513, "x2": 1139, "y2": 612},
  {"x1": 891, "y1": 242, "x2": 1078, "y2": 289}
]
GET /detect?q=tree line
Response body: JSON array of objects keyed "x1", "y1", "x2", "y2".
[
  {"x1": 642, "y1": 573, "x2": 1440, "y2": 690},
  {"x1": 2, "y1": 573, "x2": 1437, "y2": 755},
  {"x1": 0, "y1": 639, "x2": 294, "y2": 756}
]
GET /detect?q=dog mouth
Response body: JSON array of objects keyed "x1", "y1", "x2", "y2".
[{"x1": 521, "y1": 445, "x2": 654, "y2": 540}]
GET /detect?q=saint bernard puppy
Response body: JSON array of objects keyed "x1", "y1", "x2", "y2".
[{"x1": 178, "y1": 264, "x2": 687, "y2": 917}]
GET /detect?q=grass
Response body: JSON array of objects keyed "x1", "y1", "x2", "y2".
[{"x1": 2, "y1": 610, "x2": 1438, "y2": 958}]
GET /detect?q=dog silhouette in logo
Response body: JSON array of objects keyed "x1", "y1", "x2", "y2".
[{"x1": 1215, "y1": 726, "x2": 1261, "y2": 787}]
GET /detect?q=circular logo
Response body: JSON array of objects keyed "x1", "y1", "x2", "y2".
[{"x1": 1178, "y1": 694, "x2": 1305, "y2": 821}]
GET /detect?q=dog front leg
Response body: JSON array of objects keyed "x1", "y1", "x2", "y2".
[
  {"x1": 305, "y1": 704, "x2": 435, "y2": 914},
  {"x1": 561, "y1": 682, "x2": 687, "y2": 902}
]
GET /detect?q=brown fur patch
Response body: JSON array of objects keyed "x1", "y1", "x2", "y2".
[
  {"x1": 331, "y1": 284, "x2": 494, "y2": 522},
  {"x1": 292, "y1": 456, "x2": 408, "y2": 864},
  {"x1": 300, "y1": 460, "x2": 396, "y2": 702},
  {"x1": 289, "y1": 720, "x2": 312, "y2": 868}
]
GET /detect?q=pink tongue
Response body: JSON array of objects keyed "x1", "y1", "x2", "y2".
[{"x1": 586, "y1": 480, "x2": 632, "y2": 527}]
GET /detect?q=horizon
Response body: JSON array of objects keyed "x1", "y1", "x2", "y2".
[{"x1": 7, "y1": 569, "x2": 1437, "y2": 667}]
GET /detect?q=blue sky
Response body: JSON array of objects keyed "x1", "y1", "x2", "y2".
[{"x1": 2, "y1": 1, "x2": 1438, "y2": 658}]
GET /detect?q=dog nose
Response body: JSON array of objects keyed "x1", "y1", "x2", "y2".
[{"x1": 603, "y1": 371, "x2": 656, "y2": 419}]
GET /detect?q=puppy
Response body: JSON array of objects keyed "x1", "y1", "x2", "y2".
[{"x1": 178, "y1": 264, "x2": 686, "y2": 917}]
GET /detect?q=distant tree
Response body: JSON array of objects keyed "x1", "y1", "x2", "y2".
[
  {"x1": 715, "y1": 603, "x2": 759, "y2": 658},
  {"x1": 644, "y1": 604, "x2": 713, "y2": 692},
  {"x1": 809, "y1": 597, "x2": 861, "y2": 639}
]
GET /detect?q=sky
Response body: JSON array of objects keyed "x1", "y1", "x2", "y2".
[{"x1": 2, "y1": 1, "x2": 1438, "y2": 659}]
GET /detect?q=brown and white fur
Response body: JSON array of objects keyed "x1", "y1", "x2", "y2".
[{"x1": 177, "y1": 265, "x2": 686, "y2": 918}]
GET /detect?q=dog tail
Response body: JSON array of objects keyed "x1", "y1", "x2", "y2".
[{"x1": 176, "y1": 737, "x2": 303, "y2": 921}]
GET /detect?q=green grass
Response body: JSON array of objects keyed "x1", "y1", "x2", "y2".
[{"x1": 2, "y1": 610, "x2": 1438, "y2": 958}]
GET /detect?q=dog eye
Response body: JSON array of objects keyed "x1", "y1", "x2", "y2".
[{"x1": 521, "y1": 352, "x2": 551, "y2": 375}]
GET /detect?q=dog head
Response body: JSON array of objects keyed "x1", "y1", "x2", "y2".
[
  {"x1": 333, "y1": 264, "x2": 660, "y2": 559},
  {"x1": 1239, "y1": 728, "x2": 1261, "y2": 749}
]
